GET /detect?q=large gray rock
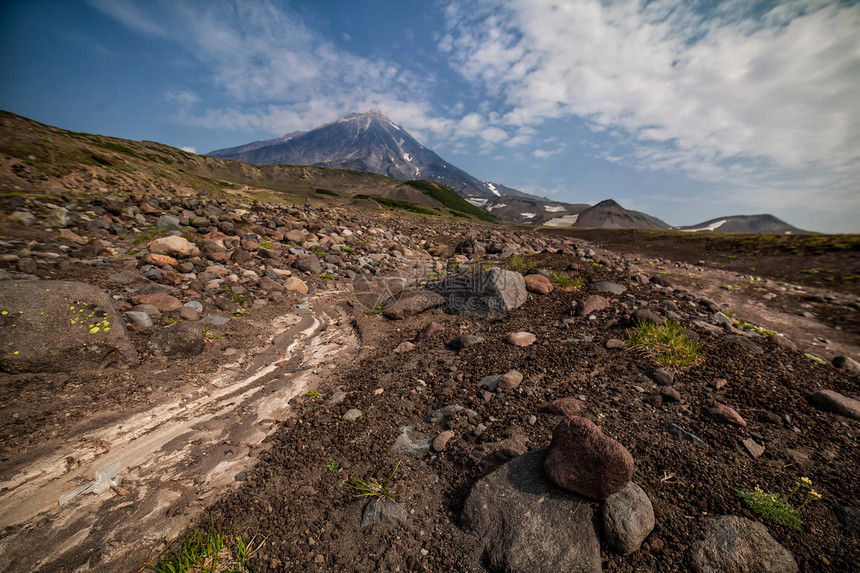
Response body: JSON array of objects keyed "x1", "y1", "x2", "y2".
[
  {"x1": 692, "y1": 515, "x2": 798, "y2": 573},
  {"x1": 462, "y1": 448, "x2": 601, "y2": 573},
  {"x1": 426, "y1": 267, "x2": 527, "y2": 319},
  {"x1": 0, "y1": 280, "x2": 138, "y2": 373},
  {"x1": 602, "y1": 482, "x2": 655, "y2": 554},
  {"x1": 810, "y1": 389, "x2": 860, "y2": 419},
  {"x1": 146, "y1": 321, "x2": 205, "y2": 358}
]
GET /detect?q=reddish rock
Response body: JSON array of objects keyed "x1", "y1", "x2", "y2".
[
  {"x1": 576, "y1": 295, "x2": 609, "y2": 316},
  {"x1": 524, "y1": 274, "x2": 553, "y2": 295},
  {"x1": 284, "y1": 277, "x2": 308, "y2": 294},
  {"x1": 660, "y1": 386, "x2": 681, "y2": 402},
  {"x1": 132, "y1": 292, "x2": 183, "y2": 312},
  {"x1": 705, "y1": 402, "x2": 747, "y2": 426},
  {"x1": 544, "y1": 416, "x2": 634, "y2": 500},
  {"x1": 538, "y1": 397, "x2": 584, "y2": 417},
  {"x1": 497, "y1": 369, "x2": 524, "y2": 392},
  {"x1": 148, "y1": 236, "x2": 197, "y2": 257},
  {"x1": 643, "y1": 395, "x2": 663, "y2": 408},
  {"x1": 393, "y1": 341, "x2": 415, "y2": 353},
  {"x1": 507, "y1": 331, "x2": 536, "y2": 346},
  {"x1": 139, "y1": 253, "x2": 179, "y2": 268},
  {"x1": 605, "y1": 338, "x2": 626, "y2": 350},
  {"x1": 433, "y1": 431, "x2": 455, "y2": 452}
]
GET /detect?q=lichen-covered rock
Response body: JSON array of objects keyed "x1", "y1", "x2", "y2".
[
  {"x1": 0, "y1": 280, "x2": 138, "y2": 373},
  {"x1": 426, "y1": 267, "x2": 527, "y2": 319},
  {"x1": 146, "y1": 321, "x2": 205, "y2": 358},
  {"x1": 602, "y1": 482, "x2": 655, "y2": 554},
  {"x1": 692, "y1": 515, "x2": 798, "y2": 573}
]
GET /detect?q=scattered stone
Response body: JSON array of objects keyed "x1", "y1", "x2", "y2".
[
  {"x1": 692, "y1": 515, "x2": 798, "y2": 573},
  {"x1": 148, "y1": 236, "x2": 196, "y2": 258},
  {"x1": 426, "y1": 267, "x2": 527, "y2": 319},
  {"x1": 832, "y1": 356, "x2": 860, "y2": 374},
  {"x1": 393, "y1": 341, "x2": 414, "y2": 353},
  {"x1": 479, "y1": 374, "x2": 501, "y2": 392},
  {"x1": 295, "y1": 254, "x2": 322, "y2": 274},
  {"x1": 284, "y1": 277, "x2": 308, "y2": 293},
  {"x1": 705, "y1": 402, "x2": 747, "y2": 426},
  {"x1": 45, "y1": 207, "x2": 71, "y2": 228},
  {"x1": 447, "y1": 334, "x2": 485, "y2": 350},
  {"x1": 752, "y1": 409, "x2": 782, "y2": 424},
  {"x1": 132, "y1": 292, "x2": 182, "y2": 312},
  {"x1": 524, "y1": 273, "x2": 553, "y2": 295},
  {"x1": 544, "y1": 416, "x2": 634, "y2": 500},
  {"x1": 382, "y1": 290, "x2": 445, "y2": 320},
  {"x1": 497, "y1": 369, "x2": 523, "y2": 392},
  {"x1": 591, "y1": 281, "x2": 627, "y2": 295},
  {"x1": 741, "y1": 437, "x2": 765, "y2": 459},
  {"x1": 643, "y1": 395, "x2": 663, "y2": 407},
  {"x1": 178, "y1": 306, "x2": 199, "y2": 321},
  {"x1": 667, "y1": 423, "x2": 708, "y2": 448},
  {"x1": 8, "y1": 211, "x2": 36, "y2": 226},
  {"x1": 342, "y1": 409, "x2": 363, "y2": 422},
  {"x1": 538, "y1": 397, "x2": 583, "y2": 417},
  {"x1": 107, "y1": 271, "x2": 150, "y2": 287},
  {"x1": 146, "y1": 322, "x2": 205, "y2": 358},
  {"x1": 507, "y1": 331, "x2": 536, "y2": 346},
  {"x1": 773, "y1": 335, "x2": 797, "y2": 351},
  {"x1": 810, "y1": 390, "x2": 860, "y2": 419},
  {"x1": 651, "y1": 368, "x2": 674, "y2": 385},
  {"x1": 632, "y1": 308, "x2": 664, "y2": 325},
  {"x1": 432, "y1": 430, "x2": 455, "y2": 452},
  {"x1": 424, "y1": 404, "x2": 477, "y2": 425},
  {"x1": 709, "y1": 378, "x2": 729, "y2": 390},
  {"x1": 123, "y1": 311, "x2": 154, "y2": 329},
  {"x1": 462, "y1": 448, "x2": 601, "y2": 573},
  {"x1": 576, "y1": 294, "x2": 609, "y2": 316},
  {"x1": 155, "y1": 215, "x2": 181, "y2": 230},
  {"x1": 361, "y1": 498, "x2": 407, "y2": 528},
  {"x1": 200, "y1": 315, "x2": 230, "y2": 326},
  {"x1": 605, "y1": 338, "x2": 625, "y2": 349},
  {"x1": 0, "y1": 280, "x2": 138, "y2": 373},
  {"x1": 415, "y1": 321, "x2": 444, "y2": 340},
  {"x1": 297, "y1": 485, "x2": 316, "y2": 496},
  {"x1": 660, "y1": 386, "x2": 681, "y2": 402},
  {"x1": 602, "y1": 482, "x2": 655, "y2": 555},
  {"x1": 835, "y1": 506, "x2": 860, "y2": 538}
]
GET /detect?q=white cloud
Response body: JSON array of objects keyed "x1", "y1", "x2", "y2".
[
  {"x1": 87, "y1": 0, "x2": 167, "y2": 37},
  {"x1": 441, "y1": 0, "x2": 860, "y2": 207},
  {"x1": 533, "y1": 148, "x2": 561, "y2": 159},
  {"x1": 180, "y1": 146, "x2": 196, "y2": 154}
]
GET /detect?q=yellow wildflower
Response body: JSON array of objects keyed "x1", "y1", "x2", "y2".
[{"x1": 800, "y1": 477, "x2": 812, "y2": 487}]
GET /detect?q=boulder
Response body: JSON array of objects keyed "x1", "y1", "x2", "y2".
[
  {"x1": 0, "y1": 280, "x2": 138, "y2": 373},
  {"x1": 602, "y1": 482, "x2": 655, "y2": 554},
  {"x1": 426, "y1": 267, "x2": 527, "y2": 319},
  {"x1": 381, "y1": 290, "x2": 445, "y2": 320},
  {"x1": 591, "y1": 281, "x2": 627, "y2": 295},
  {"x1": 295, "y1": 254, "x2": 322, "y2": 274},
  {"x1": 832, "y1": 355, "x2": 860, "y2": 374},
  {"x1": 146, "y1": 322, "x2": 205, "y2": 358},
  {"x1": 462, "y1": 448, "x2": 601, "y2": 573},
  {"x1": 155, "y1": 215, "x2": 182, "y2": 230},
  {"x1": 576, "y1": 295, "x2": 609, "y2": 316},
  {"x1": 544, "y1": 416, "x2": 634, "y2": 500},
  {"x1": 284, "y1": 277, "x2": 308, "y2": 294},
  {"x1": 692, "y1": 515, "x2": 798, "y2": 573}
]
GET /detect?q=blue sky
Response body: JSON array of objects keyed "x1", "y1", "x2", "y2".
[{"x1": 1, "y1": 0, "x2": 858, "y2": 232}]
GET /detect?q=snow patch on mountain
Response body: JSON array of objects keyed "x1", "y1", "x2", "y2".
[
  {"x1": 520, "y1": 213, "x2": 536, "y2": 219},
  {"x1": 467, "y1": 198, "x2": 488, "y2": 207},
  {"x1": 485, "y1": 182, "x2": 501, "y2": 197},
  {"x1": 544, "y1": 205, "x2": 567, "y2": 213},
  {"x1": 680, "y1": 219, "x2": 727, "y2": 232},
  {"x1": 544, "y1": 214, "x2": 580, "y2": 226}
]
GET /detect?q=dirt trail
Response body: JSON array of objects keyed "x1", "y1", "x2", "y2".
[{"x1": 0, "y1": 287, "x2": 360, "y2": 572}]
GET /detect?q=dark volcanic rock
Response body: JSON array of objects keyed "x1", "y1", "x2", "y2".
[
  {"x1": 810, "y1": 389, "x2": 860, "y2": 419},
  {"x1": 692, "y1": 515, "x2": 798, "y2": 573},
  {"x1": 462, "y1": 448, "x2": 601, "y2": 573},
  {"x1": 538, "y1": 397, "x2": 584, "y2": 417},
  {"x1": 544, "y1": 416, "x2": 634, "y2": 500},
  {"x1": 382, "y1": 290, "x2": 445, "y2": 320},
  {"x1": 426, "y1": 267, "x2": 527, "y2": 319},
  {"x1": 447, "y1": 334, "x2": 485, "y2": 350},
  {"x1": 0, "y1": 280, "x2": 138, "y2": 373},
  {"x1": 146, "y1": 322, "x2": 205, "y2": 358}
]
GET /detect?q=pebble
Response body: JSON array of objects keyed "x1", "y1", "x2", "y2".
[
  {"x1": 705, "y1": 402, "x2": 747, "y2": 426},
  {"x1": 507, "y1": 331, "x2": 536, "y2": 346},
  {"x1": 342, "y1": 409, "x2": 362, "y2": 422}
]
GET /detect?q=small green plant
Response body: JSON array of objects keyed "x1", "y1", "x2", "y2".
[
  {"x1": 312, "y1": 249, "x2": 327, "y2": 259},
  {"x1": 507, "y1": 254, "x2": 536, "y2": 272},
  {"x1": 305, "y1": 390, "x2": 323, "y2": 399},
  {"x1": 804, "y1": 353, "x2": 827, "y2": 365},
  {"x1": 231, "y1": 293, "x2": 246, "y2": 306},
  {"x1": 166, "y1": 317, "x2": 178, "y2": 325},
  {"x1": 720, "y1": 284, "x2": 734, "y2": 290},
  {"x1": 202, "y1": 326, "x2": 220, "y2": 340},
  {"x1": 362, "y1": 303, "x2": 384, "y2": 316},
  {"x1": 737, "y1": 477, "x2": 822, "y2": 531},
  {"x1": 344, "y1": 460, "x2": 402, "y2": 502},
  {"x1": 259, "y1": 241, "x2": 274, "y2": 250},
  {"x1": 339, "y1": 245, "x2": 354, "y2": 253},
  {"x1": 233, "y1": 309, "x2": 248, "y2": 317},
  {"x1": 320, "y1": 273, "x2": 334, "y2": 280},
  {"x1": 626, "y1": 320, "x2": 700, "y2": 370},
  {"x1": 326, "y1": 459, "x2": 340, "y2": 471},
  {"x1": 737, "y1": 319, "x2": 777, "y2": 336},
  {"x1": 144, "y1": 523, "x2": 252, "y2": 573},
  {"x1": 550, "y1": 271, "x2": 581, "y2": 288}
]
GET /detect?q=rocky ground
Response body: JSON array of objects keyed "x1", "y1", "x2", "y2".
[{"x1": 0, "y1": 190, "x2": 858, "y2": 572}]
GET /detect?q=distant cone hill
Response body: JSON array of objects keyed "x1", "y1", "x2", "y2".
[{"x1": 209, "y1": 110, "x2": 808, "y2": 234}]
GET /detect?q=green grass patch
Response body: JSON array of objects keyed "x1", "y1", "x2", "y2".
[
  {"x1": 507, "y1": 254, "x2": 537, "y2": 272},
  {"x1": 144, "y1": 524, "x2": 253, "y2": 573},
  {"x1": 344, "y1": 460, "x2": 402, "y2": 502},
  {"x1": 404, "y1": 180, "x2": 499, "y2": 223},
  {"x1": 314, "y1": 188, "x2": 339, "y2": 197},
  {"x1": 354, "y1": 194, "x2": 436, "y2": 215},
  {"x1": 737, "y1": 478, "x2": 821, "y2": 531},
  {"x1": 320, "y1": 273, "x2": 334, "y2": 280},
  {"x1": 626, "y1": 320, "x2": 700, "y2": 370},
  {"x1": 362, "y1": 303, "x2": 384, "y2": 316}
]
